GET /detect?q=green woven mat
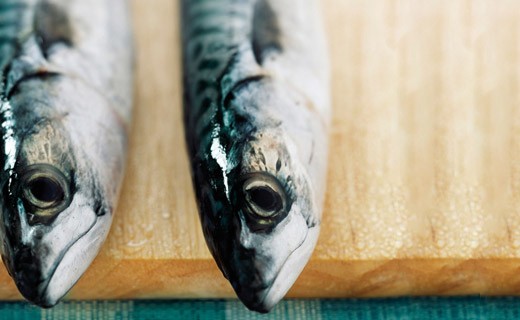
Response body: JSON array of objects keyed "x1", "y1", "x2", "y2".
[{"x1": 1, "y1": 297, "x2": 520, "y2": 319}]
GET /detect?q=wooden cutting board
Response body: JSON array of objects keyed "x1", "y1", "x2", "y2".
[{"x1": 0, "y1": 0, "x2": 519, "y2": 300}]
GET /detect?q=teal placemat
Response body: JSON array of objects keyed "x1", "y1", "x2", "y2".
[{"x1": 1, "y1": 297, "x2": 520, "y2": 319}]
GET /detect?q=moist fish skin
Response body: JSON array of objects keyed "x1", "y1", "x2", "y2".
[
  {"x1": 0, "y1": 0, "x2": 133, "y2": 307},
  {"x1": 182, "y1": 0, "x2": 330, "y2": 313}
]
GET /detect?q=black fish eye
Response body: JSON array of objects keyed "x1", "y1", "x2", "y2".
[
  {"x1": 246, "y1": 186, "x2": 282, "y2": 214},
  {"x1": 28, "y1": 177, "x2": 64, "y2": 204},
  {"x1": 18, "y1": 164, "x2": 71, "y2": 218},
  {"x1": 241, "y1": 173, "x2": 287, "y2": 219}
]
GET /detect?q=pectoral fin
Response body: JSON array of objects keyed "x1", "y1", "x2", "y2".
[
  {"x1": 252, "y1": 0, "x2": 282, "y2": 65},
  {"x1": 33, "y1": 0, "x2": 72, "y2": 58}
]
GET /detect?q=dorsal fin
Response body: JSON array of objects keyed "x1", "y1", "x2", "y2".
[
  {"x1": 251, "y1": 0, "x2": 282, "y2": 65},
  {"x1": 33, "y1": 0, "x2": 72, "y2": 58}
]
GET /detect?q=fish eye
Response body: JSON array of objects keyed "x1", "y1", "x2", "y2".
[
  {"x1": 246, "y1": 186, "x2": 282, "y2": 216},
  {"x1": 241, "y1": 173, "x2": 287, "y2": 220},
  {"x1": 18, "y1": 164, "x2": 71, "y2": 217},
  {"x1": 28, "y1": 177, "x2": 64, "y2": 204}
]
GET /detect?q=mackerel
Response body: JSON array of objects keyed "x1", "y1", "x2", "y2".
[
  {"x1": 0, "y1": 0, "x2": 133, "y2": 307},
  {"x1": 182, "y1": 0, "x2": 330, "y2": 312}
]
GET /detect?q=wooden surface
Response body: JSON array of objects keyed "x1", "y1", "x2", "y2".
[{"x1": 1, "y1": 0, "x2": 520, "y2": 300}]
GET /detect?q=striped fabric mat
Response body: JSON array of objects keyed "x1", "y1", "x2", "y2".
[{"x1": 1, "y1": 297, "x2": 519, "y2": 319}]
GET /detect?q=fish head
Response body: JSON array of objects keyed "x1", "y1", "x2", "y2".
[
  {"x1": 0, "y1": 90, "x2": 115, "y2": 307},
  {"x1": 197, "y1": 79, "x2": 325, "y2": 313},
  {"x1": 227, "y1": 131, "x2": 321, "y2": 313}
]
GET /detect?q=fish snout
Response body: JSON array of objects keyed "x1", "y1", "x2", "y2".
[
  {"x1": 12, "y1": 246, "x2": 55, "y2": 307},
  {"x1": 226, "y1": 246, "x2": 278, "y2": 313},
  {"x1": 232, "y1": 284, "x2": 275, "y2": 313}
]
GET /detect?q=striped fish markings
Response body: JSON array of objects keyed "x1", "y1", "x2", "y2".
[
  {"x1": 182, "y1": 0, "x2": 330, "y2": 312},
  {"x1": 0, "y1": 0, "x2": 133, "y2": 307}
]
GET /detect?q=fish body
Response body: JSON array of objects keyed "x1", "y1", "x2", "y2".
[
  {"x1": 182, "y1": 0, "x2": 330, "y2": 312},
  {"x1": 0, "y1": 0, "x2": 133, "y2": 306}
]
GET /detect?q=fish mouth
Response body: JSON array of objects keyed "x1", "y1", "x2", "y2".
[
  {"x1": 231, "y1": 226, "x2": 320, "y2": 313},
  {"x1": 11, "y1": 246, "x2": 55, "y2": 308},
  {"x1": 233, "y1": 280, "x2": 273, "y2": 313},
  {"x1": 10, "y1": 218, "x2": 98, "y2": 307},
  {"x1": 12, "y1": 244, "x2": 75, "y2": 307}
]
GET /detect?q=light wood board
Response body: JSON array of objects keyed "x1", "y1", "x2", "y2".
[{"x1": 0, "y1": 0, "x2": 520, "y2": 300}]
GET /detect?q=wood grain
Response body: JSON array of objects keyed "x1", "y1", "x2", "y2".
[{"x1": 1, "y1": 0, "x2": 520, "y2": 300}]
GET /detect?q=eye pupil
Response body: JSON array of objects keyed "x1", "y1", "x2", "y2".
[
  {"x1": 248, "y1": 187, "x2": 281, "y2": 212},
  {"x1": 28, "y1": 177, "x2": 64, "y2": 203}
]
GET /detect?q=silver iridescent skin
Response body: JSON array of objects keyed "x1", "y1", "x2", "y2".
[
  {"x1": 182, "y1": 0, "x2": 330, "y2": 312},
  {"x1": 0, "y1": 0, "x2": 133, "y2": 307}
]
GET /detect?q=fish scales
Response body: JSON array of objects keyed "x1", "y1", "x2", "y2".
[
  {"x1": 0, "y1": 0, "x2": 133, "y2": 308},
  {"x1": 0, "y1": 1, "x2": 34, "y2": 85},
  {"x1": 183, "y1": 0, "x2": 253, "y2": 151},
  {"x1": 182, "y1": 0, "x2": 330, "y2": 313}
]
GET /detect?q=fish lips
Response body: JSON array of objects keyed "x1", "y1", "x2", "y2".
[
  {"x1": 2, "y1": 204, "x2": 110, "y2": 307},
  {"x1": 9, "y1": 245, "x2": 55, "y2": 308},
  {"x1": 5, "y1": 232, "x2": 89, "y2": 307},
  {"x1": 7, "y1": 222, "x2": 107, "y2": 307},
  {"x1": 226, "y1": 225, "x2": 320, "y2": 313}
]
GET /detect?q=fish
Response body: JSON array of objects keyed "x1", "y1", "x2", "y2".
[
  {"x1": 0, "y1": 0, "x2": 133, "y2": 307},
  {"x1": 181, "y1": 0, "x2": 330, "y2": 313}
]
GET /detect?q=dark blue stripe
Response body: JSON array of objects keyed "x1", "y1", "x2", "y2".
[
  {"x1": 190, "y1": 26, "x2": 226, "y2": 38},
  {"x1": 133, "y1": 300, "x2": 227, "y2": 320},
  {"x1": 198, "y1": 58, "x2": 220, "y2": 71},
  {"x1": 2, "y1": 297, "x2": 520, "y2": 319},
  {"x1": 189, "y1": 8, "x2": 248, "y2": 23},
  {"x1": 0, "y1": 19, "x2": 18, "y2": 29},
  {"x1": 0, "y1": 302, "x2": 40, "y2": 320},
  {"x1": 0, "y1": 36, "x2": 17, "y2": 45},
  {"x1": 0, "y1": 2, "x2": 26, "y2": 11}
]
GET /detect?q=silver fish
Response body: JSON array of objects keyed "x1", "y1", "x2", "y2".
[
  {"x1": 0, "y1": 0, "x2": 133, "y2": 307},
  {"x1": 182, "y1": 0, "x2": 330, "y2": 312}
]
